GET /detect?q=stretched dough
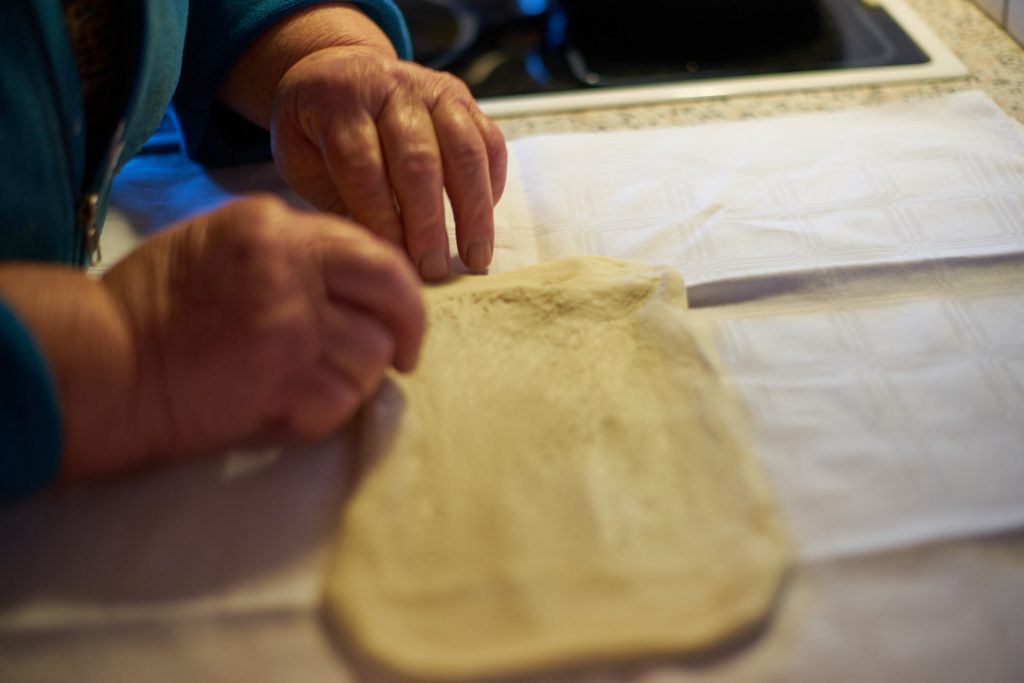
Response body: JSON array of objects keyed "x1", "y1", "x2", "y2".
[{"x1": 325, "y1": 257, "x2": 790, "y2": 680}]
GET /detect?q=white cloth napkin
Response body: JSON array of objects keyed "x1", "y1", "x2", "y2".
[
  {"x1": 487, "y1": 90, "x2": 1024, "y2": 562},
  {"x1": 488, "y1": 90, "x2": 1024, "y2": 283}
]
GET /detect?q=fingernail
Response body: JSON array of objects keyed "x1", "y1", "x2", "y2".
[
  {"x1": 466, "y1": 240, "x2": 492, "y2": 273},
  {"x1": 419, "y1": 249, "x2": 449, "y2": 281}
]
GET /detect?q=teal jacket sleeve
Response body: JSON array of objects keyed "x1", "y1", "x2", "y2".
[
  {"x1": 0, "y1": 299, "x2": 62, "y2": 502},
  {"x1": 173, "y1": 0, "x2": 412, "y2": 165}
]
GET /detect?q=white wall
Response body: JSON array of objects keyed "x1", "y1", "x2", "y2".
[
  {"x1": 973, "y1": 0, "x2": 1007, "y2": 23},
  {"x1": 1008, "y1": 0, "x2": 1024, "y2": 44}
]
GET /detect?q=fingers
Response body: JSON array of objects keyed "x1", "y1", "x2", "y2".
[
  {"x1": 283, "y1": 305, "x2": 396, "y2": 439},
  {"x1": 235, "y1": 204, "x2": 425, "y2": 441},
  {"x1": 377, "y1": 92, "x2": 450, "y2": 280},
  {"x1": 319, "y1": 110, "x2": 406, "y2": 248},
  {"x1": 282, "y1": 372, "x2": 362, "y2": 439},
  {"x1": 203, "y1": 196, "x2": 424, "y2": 374},
  {"x1": 471, "y1": 106, "x2": 509, "y2": 205},
  {"x1": 316, "y1": 227, "x2": 426, "y2": 373},
  {"x1": 319, "y1": 304, "x2": 396, "y2": 398},
  {"x1": 283, "y1": 59, "x2": 507, "y2": 279},
  {"x1": 374, "y1": 85, "x2": 505, "y2": 278},
  {"x1": 286, "y1": 240, "x2": 422, "y2": 440},
  {"x1": 433, "y1": 98, "x2": 495, "y2": 274}
]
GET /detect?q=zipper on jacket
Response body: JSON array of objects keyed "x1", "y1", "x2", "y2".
[
  {"x1": 75, "y1": 192, "x2": 101, "y2": 267},
  {"x1": 69, "y1": 0, "x2": 145, "y2": 268},
  {"x1": 77, "y1": 118, "x2": 125, "y2": 267}
]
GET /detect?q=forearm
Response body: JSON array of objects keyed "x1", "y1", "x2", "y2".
[
  {"x1": 0, "y1": 266, "x2": 157, "y2": 479},
  {"x1": 219, "y1": 3, "x2": 397, "y2": 129}
]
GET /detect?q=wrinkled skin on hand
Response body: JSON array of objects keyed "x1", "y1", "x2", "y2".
[
  {"x1": 95, "y1": 195, "x2": 425, "y2": 473},
  {"x1": 270, "y1": 47, "x2": 508, "y2": 282}
]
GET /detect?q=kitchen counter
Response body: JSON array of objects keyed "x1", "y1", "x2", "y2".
[{"x1": 494, "y1": 0, "x2": 1024, "y2": 139}]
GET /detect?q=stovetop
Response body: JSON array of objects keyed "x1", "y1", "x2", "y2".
[{"x1": 395, "y1": 0, "x2": 967, "y2": 116}]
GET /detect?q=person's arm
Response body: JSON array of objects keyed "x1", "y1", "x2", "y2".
[
  {"x1": 0, "y1": 266, "x2": 146, "y2": 484},
  {"x1": 171, "y1": 0, "x2": 412, "y2": 167},
  {"x1": 0, "y1": 196, "x2": 424, "y2": 498},
  {"x1": 208, "y1": 3, "x2": 508, "y2": 282},
  {"x1": 218, "y1": 4, "x2": 397, "y2": 128}
]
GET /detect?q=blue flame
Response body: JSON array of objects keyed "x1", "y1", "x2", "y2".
[{"x1": 517, "y1": 0, "x2": 547, "y2": 16}]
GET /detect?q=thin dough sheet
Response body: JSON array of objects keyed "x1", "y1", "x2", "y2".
[{"x1": 325, "y1": 257, "x2": 791, "y2": 680}]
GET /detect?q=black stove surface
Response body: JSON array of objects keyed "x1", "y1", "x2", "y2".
[{"x1": 396, "y1": 0, "x2": 929, "y2": 100}]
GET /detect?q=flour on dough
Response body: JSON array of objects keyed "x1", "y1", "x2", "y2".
[{"x1": 324, "y1": 257, "x2": 790, "y2": 680}]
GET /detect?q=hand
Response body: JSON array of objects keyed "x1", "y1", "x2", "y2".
[
  {"x1": 105, "y1": 195, "x2": 425, "y2": 466},
  {"x1": 0, "y1": 196, "x2": 425, "y2": 479},
  {"x1": 269, "y1": 47, "x2": 508, "y2": 281}
]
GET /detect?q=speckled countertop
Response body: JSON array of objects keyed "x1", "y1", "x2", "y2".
[{"x1": 495, "y1": 0, "x2": 1024, "y2": 139}]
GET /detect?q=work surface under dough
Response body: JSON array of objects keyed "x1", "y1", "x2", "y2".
[{"x1": 324, "y1": 257, "x2": 792, "y2": 681}]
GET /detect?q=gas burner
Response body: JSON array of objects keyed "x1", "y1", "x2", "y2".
[{"x1": 395, "y1": 0, "x2": 966, "y2": 117}]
